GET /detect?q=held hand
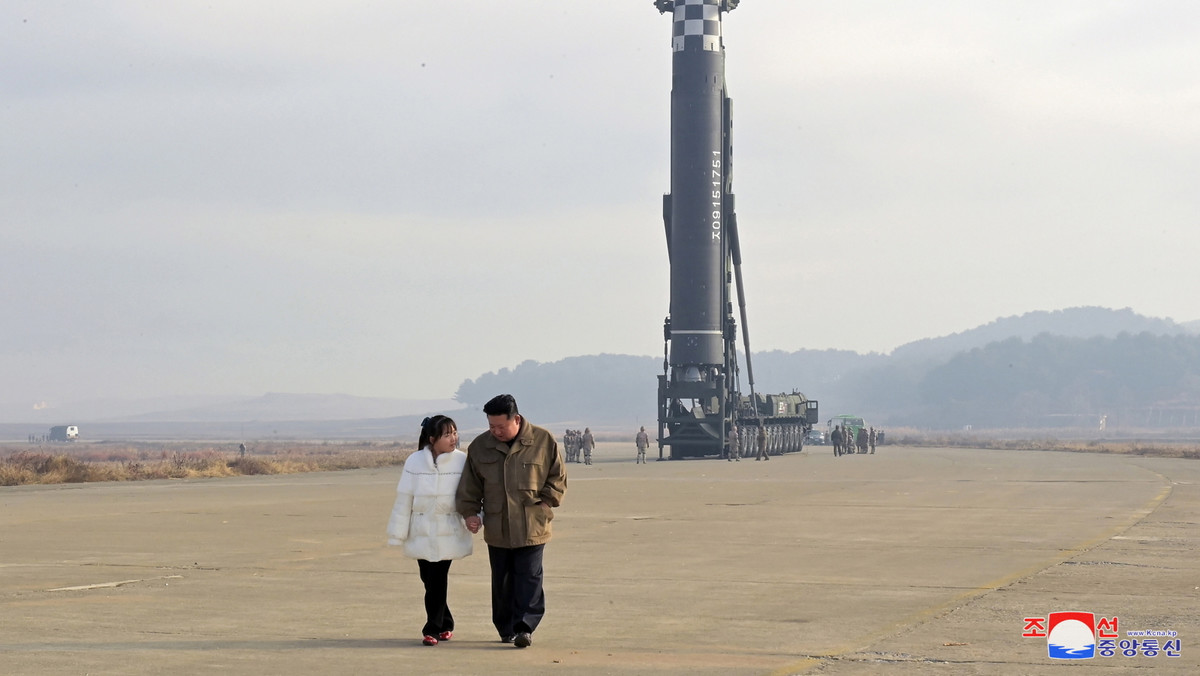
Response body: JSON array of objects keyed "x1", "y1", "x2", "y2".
[{"x1": 465, "y1": 515, "x2": 482, "y2": 534}]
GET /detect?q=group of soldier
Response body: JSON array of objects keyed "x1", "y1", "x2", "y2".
[
  {"x1": 565, "y1": 427, "x2": 654, "y2": 465},
  {"x1": 568, "y1": 424, "x2": 790, "y2": 464},
  {"x1": 562, "y1": 427, "x2": 595, "y2": 465},
  {"x1": 725, "y1": 423, "x2": 771, "y2": 462},
  {"x1": 830, "y1": 425, "x2": 878, "y2": 456}
]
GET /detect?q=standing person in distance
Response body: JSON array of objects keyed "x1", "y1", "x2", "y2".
[
  {"x1": 755, "y1": 424, "x2": 769, "y2": 461},
  {"x1": 456, "y1": 394, "x2": 567, "y2": 649},
  {"x1": 581, "y1": 427, "x2": 595, "y2": 465},
  {"x1": 635, "y1": 426, "x2": 650, "y2": 464},
  {"x1": 387, "y1": 415, "x2": 473, "y2": 647}
]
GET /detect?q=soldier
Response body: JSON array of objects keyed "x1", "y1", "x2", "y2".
[
  {"x1": 856, "y1": 427, "x2": 868, "y2": 454},
  {"x1": 581, "y1": 427, "x2": 595, "y2": 466},
  {"x1": 727, "y1": 425, "x2": 740, "y2": 462},
  {"x1": 755, "y1": 424, "x2": 769, "y2": 461},
  {"x1": 868, "y1": 427, "x2": 876, "y2": 454},
  {"x1": 635, "y1": 426, "x2": 650, "y2": 464}
]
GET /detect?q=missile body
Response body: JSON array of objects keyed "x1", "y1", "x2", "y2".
[
  {"x1": 656, "y1": 0, "x2": 740, "y2": 458},
  {"x1": 654, "y1": 1, "x2": 819, "y2": 460},
  {"x1": 668, "y1": 0, "x2": 725, "y2": 369}
]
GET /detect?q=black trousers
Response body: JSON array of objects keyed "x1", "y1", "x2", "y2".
[
  {"x1": 487, "y1": 544, "x2": 545, "y2": 637},
  {"x1": 416, "y1": 559, "x2": 454, "y2": 636}
]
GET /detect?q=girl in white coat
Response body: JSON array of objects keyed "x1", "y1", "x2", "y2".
[{"x1": 387, "y1": 415, "x2": 473, "y2": 646}]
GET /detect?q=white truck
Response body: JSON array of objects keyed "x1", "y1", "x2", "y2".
[{"x1": 48, "y1": 425, "x2": 79, "y2": 442}]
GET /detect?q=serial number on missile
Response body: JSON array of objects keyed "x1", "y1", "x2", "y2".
[{"x1": 711, "y1": 152, "x2": 722, "y2": 240}]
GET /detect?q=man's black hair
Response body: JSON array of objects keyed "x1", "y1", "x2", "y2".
[{"x1": 482, "y1": 394, "x2": 519, "y2": 418}]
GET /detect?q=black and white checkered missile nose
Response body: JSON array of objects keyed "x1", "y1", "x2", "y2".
[{"x1": 671, "y1": 0, "x2": 724, "y2": 53}]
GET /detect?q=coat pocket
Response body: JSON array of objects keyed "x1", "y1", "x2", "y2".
[
  {"x1": 482, "y1": 497, "x2": 505, "y2": 534},
  {"x1": 474, "y1": 455, "x2": 506, "y2": 505},
  {"x1": 516, "y1": 461, "x2": 545, "y2": 506},
  {"x1": 524, "y1": 501, "x2": 553, "y2": 540}
]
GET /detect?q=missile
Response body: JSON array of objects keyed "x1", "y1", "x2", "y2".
[
  {"x1": 655, "y1": 0, "x2": 743, "y2": 458},
  {"x1": 661, "y1": 0, "x2": 733, "y2": 372},
  {"x1": 654, "y1": 1, "x2": 818, "y2": 460}
]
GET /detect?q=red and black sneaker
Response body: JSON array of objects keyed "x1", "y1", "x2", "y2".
[
  {"x1": 422, "y1": 635, "x2": 438, "y2": 646},
  {"x1": 438, "y1": 631, "x2": 453, "y2": 641}
]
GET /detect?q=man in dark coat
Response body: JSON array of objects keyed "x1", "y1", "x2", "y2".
[{"x1": 457, "y1": 394, "x2": 567, "y2": 648}]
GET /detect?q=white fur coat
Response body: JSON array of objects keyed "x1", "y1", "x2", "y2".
[{"x1": 386, "y1": 448, "x2": 473, "y2": 561}]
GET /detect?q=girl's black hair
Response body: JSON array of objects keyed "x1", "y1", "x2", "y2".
[{"x1": 418, "y1": 415, "x2": 457, "y2": 451}]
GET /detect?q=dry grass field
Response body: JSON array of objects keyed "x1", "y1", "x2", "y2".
[
  {"x1": 882, "y1": 426, "x2": 1200, "y2": 459},
  {"x1": 0, "y1": 440, "x2": 414, "y2": 486},
  {"x1": 5, "y1": 428, "x2": 1200, "y2": 487}
]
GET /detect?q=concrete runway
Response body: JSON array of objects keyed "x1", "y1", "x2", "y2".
[{"x1": 2, "y1": 443, "x2": 1197, "y2": 675}]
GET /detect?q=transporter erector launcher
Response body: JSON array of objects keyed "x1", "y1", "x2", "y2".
[{"x1": 654, "y1": 0, "x2": 817, "y2": 459}]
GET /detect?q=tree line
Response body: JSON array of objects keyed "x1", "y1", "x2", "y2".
[{"x1": 454, "y1": 331, "x2": 1200, "y2": 430}]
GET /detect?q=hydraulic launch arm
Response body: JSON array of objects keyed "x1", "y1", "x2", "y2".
[{"x1": 723, "y1": 96, "x2": 760, "y2": 426}]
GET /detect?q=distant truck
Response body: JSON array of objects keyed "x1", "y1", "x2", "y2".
[
  {"x1": 48, "y1": 425, "x2": 79, "y2": 442},
  {"x1": 827, "y1": 415, "x2": 866, "y2": 442}
]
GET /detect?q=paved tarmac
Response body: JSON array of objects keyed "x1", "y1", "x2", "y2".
[{"x1": 1, "y1": 443, "x2": 1197, "y2": 675}]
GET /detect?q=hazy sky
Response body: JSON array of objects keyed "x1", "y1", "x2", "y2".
[{"x1": 4, "y1": 1, "x2": 1199, "y2": 409}]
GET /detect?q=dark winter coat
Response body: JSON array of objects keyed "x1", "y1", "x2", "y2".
[{"x1": 456, "y1": 418, "x2": 567, "y2": 548}]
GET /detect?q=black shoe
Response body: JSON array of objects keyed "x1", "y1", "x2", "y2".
[
  {"x1": 513, "y1": 632, "x2": 532, "y2": 648},
  {"x1": 500, "y1": 634, "x2": 515, "y2": 643}
]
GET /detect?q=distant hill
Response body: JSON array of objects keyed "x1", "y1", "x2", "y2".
[
  {"x1": 746, "y1": 348, "x2": 886, "y2": 395},
  {"x1": 0, "y1": 394, "x2": 246, "y2": 424},
  {"x1": 452, "y1": 306, "x2": 1200, "y2": 431},
  {"x1": 0, "y1": 393, "x2": 463, "y2": 425},
  {"x1": 454, "y1": 354, "x2": 658, "y2": 427},
  {"x1": 890, "y1": 307, "x2": 1188, "y2": 362},
  {"x1": 9, "y1": 306, "x2": 1193, "y2": 438},
  {"x1": 113, "y1": 393, "x2": 464, "y2": 422},
  {"x1": 913, "y1": 331, "x2": 1200, "y2": 428}
]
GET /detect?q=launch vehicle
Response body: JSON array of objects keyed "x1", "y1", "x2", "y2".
[{"x1": 654, "y1": 0, "x2": 817, "y2": 459}]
